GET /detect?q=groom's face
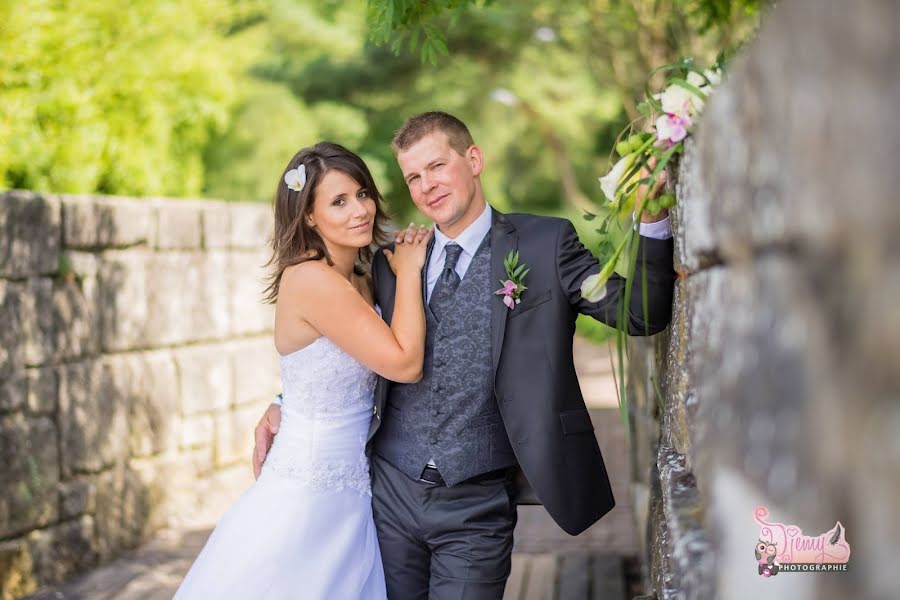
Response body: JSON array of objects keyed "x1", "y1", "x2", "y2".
[{"x1": 396, "y1": 131, "x2": 483, "y2": 235}]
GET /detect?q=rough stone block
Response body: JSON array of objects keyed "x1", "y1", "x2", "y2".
[
  {"x1": 180, "y1": 414, "x2": 215, "y2": 449},
  {"x1": 214, "y1": 405, "x2": 257, "y2": 467},
  {"x1": 51, "y1": 269, "x2": 100, "y2": 361},
  {"x1": 0, "y1": 280, "x2": 24, "y2": 378},
  {"x1": 96, "y1": 251, "x2": 153, "y2": 351},
  {"x1": 229, "y1": 250, "x2": 274, "y2": 336},
  {"x1": 229, "y1": 337, "x2": 281, "y2": 405},
  {"x1": 125, "y1": 456, "x2": 171, "y2": 534},
  {"x1": 657, "y1": 447, "x2": 714, "y2": 600},
  {"x1": 0, "y1": 414, "x2": 59, "y2": 539},
  {"x1": 154, "y1": 200, "x2": 203, "y2": 250},
  {"x1": 0, "y1": 191, "x2": 61, "y2": 278},
  {"x1": 0, "y1": 372, "x2": 26, "y2": 413},
  {"x1": 26, "y1": 516, "x2": 98, "y2": 585},
  {"x1": 673, "y1": 140, "x2": 717, "y2": 274},
  {"x1": 91, "y1": 466, "x2": 128, "y2": 561},
  {"x1": 58, "y1": 477, "x2": 97, "y2": 519},
  {"x1": 19, "y1": 278, "x2": 55, "y2": 366},
  {"x1": 98, "y1": 251, "x2": 231, "y2": 350},
  {"x1": 58, "y1": 359, "x2": 128, "y2": 476},
  {"x1": 127, "y1": 351, "x2": 179, "y2": 458},
  {"x1": 61, "y1": 195, "x2": 154, "y2": 249},
  {"x1": 174, "y1": 345, "x2": 233, "y2": 415},
  {"x1": 658, "y1": 279, "x2": 693, "y2": 462},
  {"x1": 229, "y1": 203, "x2": 272, "y2": 249},
  {"x1": 201, "y1": 203, "x2": 232, "y2": 249},
  {"x1": 195, "y1": 251, "x2": 232, "y2": 339},
  {"x1": 0, "y1": 538, "x2": 38, "y2": 599},
  {"x1": 26, "y1": 366, "x2": 58, "y2": 415}
]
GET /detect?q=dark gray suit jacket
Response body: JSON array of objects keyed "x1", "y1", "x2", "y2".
[{"x1": 368, "y1": 208, "x2": 675, "y2": 535}]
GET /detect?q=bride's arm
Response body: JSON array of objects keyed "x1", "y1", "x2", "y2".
[{"x1": 281, "y1": 239, "x2": 430, "y2": 384}]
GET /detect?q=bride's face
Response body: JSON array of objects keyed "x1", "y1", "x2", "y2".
[{"x1": 307, "y1": 169, "x2": 376, "y2": 250}]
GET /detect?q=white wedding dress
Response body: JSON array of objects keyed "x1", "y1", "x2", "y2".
[{"x1": 174, "y1": 336, "x2": 386, "y2": 599}]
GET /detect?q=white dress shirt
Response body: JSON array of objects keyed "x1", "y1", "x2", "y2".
[{"x1": 426, "y1": 202, "x2": 494, "y2": 303}]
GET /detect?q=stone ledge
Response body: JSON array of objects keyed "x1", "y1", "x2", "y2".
[{"x1": 62, "y1": 196, "x2": 155, "y2": 249}]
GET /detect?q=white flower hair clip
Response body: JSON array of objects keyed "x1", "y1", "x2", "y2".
[{"x1": 284, "y1": 164, "x2": 307, "y2": 192}]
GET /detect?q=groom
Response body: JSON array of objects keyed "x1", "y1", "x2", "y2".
[{"x1": 254, "y1": 111, "x2": 674, "y2": 598}]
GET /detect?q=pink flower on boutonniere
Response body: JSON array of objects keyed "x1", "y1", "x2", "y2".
[
  {"x1": 495, "y1": 250, "x2": 528, "y2": 310},
  {"x1": 495, "y1": 279, "x2": 518, "y2": 309}
]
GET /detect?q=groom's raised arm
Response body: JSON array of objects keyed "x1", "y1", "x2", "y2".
[{"x1": 555, "y1": 220, "x2": 675, "y2": 336}]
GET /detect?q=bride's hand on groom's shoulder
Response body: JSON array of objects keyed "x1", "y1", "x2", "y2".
[
  {"x1": 252, "y1": 403, "x2": 281, "y2": 479},
  {"x1": 384, "y1": 224, "x2": 432, "y2": 276}
]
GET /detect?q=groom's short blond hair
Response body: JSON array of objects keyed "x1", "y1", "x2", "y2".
[{"x1": 391, "y1": 111, "x2": 475, "y2": 157}]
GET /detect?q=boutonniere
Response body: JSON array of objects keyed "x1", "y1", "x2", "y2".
[{"x1": 494, "y1": 250, "x2": 529, "y2": 310}]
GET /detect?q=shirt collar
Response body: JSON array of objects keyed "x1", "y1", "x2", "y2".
[{"x1": 432, "y1": 202, "x2": 492, "y2": 259}]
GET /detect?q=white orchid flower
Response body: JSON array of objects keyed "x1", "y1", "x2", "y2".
[
  {"x1": 687, "y1": 69, "x2": 722, "y2": 96},
  {"x1": 598, "y1": 153, "x2": 637, "y2": 203},
  {"x1": 284, "y1": 164, "x2": 307, "y2": 192},
  {"x1": 704, "y1": 68, "x2": 722, "y2": 86},
  {"x1": 657, "y1": 84, "x2": 704, "y2": 119},
  {"x1": 580, "y1": 271, "x2": 610, "y2": 302}
]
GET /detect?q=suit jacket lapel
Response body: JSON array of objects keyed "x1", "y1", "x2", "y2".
[
  {"x1": 423, "y1": 236, "x2": 437, "y2": 321},
  {"x1": 490, "y1": 210, "x2": 518, "y2": 374}
]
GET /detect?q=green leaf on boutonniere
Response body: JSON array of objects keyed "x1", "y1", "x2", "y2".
[{"x1": 496, "y1": 249, "x2": 530, "y2": 309}]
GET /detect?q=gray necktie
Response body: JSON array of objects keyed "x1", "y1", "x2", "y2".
[{"x1": 429, "y1": 243, "x2": 463, "y2": 321}]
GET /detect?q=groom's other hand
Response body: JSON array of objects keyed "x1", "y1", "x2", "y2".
[
  {"x1": 636, "y1": 156, "x2": 669, "y2": 223},
  {"x1": 252, "y1": 403, "x2": 282, "y2": 479}
]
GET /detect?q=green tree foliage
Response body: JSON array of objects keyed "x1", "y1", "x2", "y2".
[
  {"x1": 0, "y1": 0, "x2": 265, "y2": 196},
  {"x1": 2, "y1": 0, "x2": 764, "y2": 217}
]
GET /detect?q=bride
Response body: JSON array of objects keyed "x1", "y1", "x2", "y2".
[{"x1": 174, "y1": 142, "x2": 432, "y2": 599}]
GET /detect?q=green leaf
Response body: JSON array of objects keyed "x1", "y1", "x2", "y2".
[{"x1": 667, "y1": 77, "x2": 709, "y2": 101}]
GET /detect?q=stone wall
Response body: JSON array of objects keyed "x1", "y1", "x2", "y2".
[
  {"x1": 629, "y1": 1, "x2": 899, "y2": 599},
  {"x1": 0, "y1": 192, "x2": 280, "y2": 598}
]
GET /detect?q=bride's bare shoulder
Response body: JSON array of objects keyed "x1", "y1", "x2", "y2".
[{"x1": 281, "y1": 261, "x2": 346, "y2": 297}]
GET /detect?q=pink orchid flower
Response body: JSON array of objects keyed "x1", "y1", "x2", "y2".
[
  {"x1": 495, "y1": 279, "x2": 517, "y2": 296},
  {"x1": 655, "y1": 112, "x2": 692, "y2": 145},
  {"x1": 494, "y1": 279, "x2": 520, "y2": 310}
]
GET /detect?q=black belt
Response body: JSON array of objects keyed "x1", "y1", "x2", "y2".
[{"x1": 418, "y1": 465, "x2": 513, "y2": 486}]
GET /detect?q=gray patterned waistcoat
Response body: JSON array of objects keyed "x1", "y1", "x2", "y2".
[{"x1": 373, "y1": 235, "x2": 517, "y2": 486}]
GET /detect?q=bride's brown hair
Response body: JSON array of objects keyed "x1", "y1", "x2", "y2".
[{"x1": 263, "y1": 142, "x2": 391, "y2": 303}]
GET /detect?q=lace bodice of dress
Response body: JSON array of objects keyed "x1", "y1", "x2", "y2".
[
  {"x1": 262, "y1": 336, "x2": 378, "y2": 496},
  {"x1": 279, "y1": 336, "x2": 378, "y2": 418}
]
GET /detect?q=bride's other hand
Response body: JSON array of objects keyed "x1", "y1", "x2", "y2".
[
  {"x1": 252, "y1": 403, "x2": 282, "y2": 479},
  {"x1": 384, "y1": 224, "x2": 432, "y2": 276}
]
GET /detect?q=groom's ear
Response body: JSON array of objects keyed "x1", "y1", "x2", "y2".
[{"x1": 466, "y1": 144, "x2": 484, "y2": 177}]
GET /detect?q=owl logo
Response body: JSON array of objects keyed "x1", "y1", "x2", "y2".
[{"x1": 755, "y1": 539, "x2": 781, "y2": 577}]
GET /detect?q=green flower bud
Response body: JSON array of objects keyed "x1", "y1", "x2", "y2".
[
  {"x1": 615, "y1": 140, "x2": 632, "y2": 156},
  {"x1": 647, "y1": 199, "x2": 661, "y2": 215},
  {"x1": 627, "y1": 134, "x2": 644, "y2": 148}
]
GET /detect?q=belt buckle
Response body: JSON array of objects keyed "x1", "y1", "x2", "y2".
[{"x1": 418, "y1": 466, "x2": 443, "y2": 485}]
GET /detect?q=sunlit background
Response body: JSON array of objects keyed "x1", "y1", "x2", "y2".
[{"x1": 0, "y1": 0, "x2": 761, "y2": 227}]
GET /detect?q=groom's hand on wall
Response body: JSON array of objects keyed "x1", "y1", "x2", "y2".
[
  {"x1": 252, "y1": 404, "x2": 282, "y2": 479},
  {"x1": 637, "y1": 156, "x2": 669, "y2": 223}
]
